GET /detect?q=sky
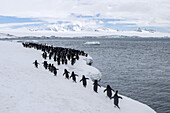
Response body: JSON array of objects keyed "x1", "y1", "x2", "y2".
[{"x1": 0, "y1": 0, "x2": 170, "y2": 32}]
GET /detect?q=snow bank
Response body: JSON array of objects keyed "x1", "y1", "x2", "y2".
[
  {"x1": 0, "y1": 40, "x2": 156, "y2": 113},
  {"x1": 83, "y1": 55, "x2": 93, "y2": 66}
]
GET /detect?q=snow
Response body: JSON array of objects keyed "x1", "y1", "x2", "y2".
[
  {"x1": 135, "y1": 27, "x2": 142, "y2": 32},
  {"x1": 83, "y1": 56, "x2": 93, "y2": 66},
  {"x1": 84, "y1": 41, "x2": 100, "y2": 45},
  {"x1": 0, "y1": 26, "x2": 170, "y2": 39},
  {"x1": 0, "y1": 33, "x2": 16, "y2": 39},
  {"x1": 27, "y1": 23, "x2": 116, "y2": 33},
  {"x1": 0, "y1": 40, "x2": 156, "y2": 113}
]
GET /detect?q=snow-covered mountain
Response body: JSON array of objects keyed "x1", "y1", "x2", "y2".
[
  {"x1": 29, "y1": 24, "x2": 156, "y2": 34},
  {"x1": 0, "y1": 25, "x2": 170, "y2": 38},
  {"x1": 144, "y1": 28, "x2": 156, "y2": 33},
  {"x1": 0, "y1": 33, "x2": 16, "y2": 39},
  {"x1": 28, "y1": 23, "x2": 115, "y2": 32},
  {"x1": 135, "y1": 27, "x2": 156, "y2": 33},
  {"x1": 135, "y1": 27, "x2": 142, "y2": 32}
]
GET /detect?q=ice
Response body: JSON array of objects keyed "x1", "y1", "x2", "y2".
[
  {"x1": 0, "y1": 40, "x2": 156, "y2": 113},
  {"x1": 84, "y1": 41, "x2": 100, "y2": 45}
]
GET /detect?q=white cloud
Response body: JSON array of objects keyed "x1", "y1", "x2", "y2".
[
  {"x1": 108, "y1": 19, "x2": 170, "y2": 28},
  {"x1": 0, "y1": 22, "x2": 43, "y2": 28},
  {"x1": 0, "y1": 0, "x2": 170, "y2": 30}
]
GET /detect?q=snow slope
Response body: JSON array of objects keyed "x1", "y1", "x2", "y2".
[{"x1": 0, "y1": 41, "x2": 156, "y2": 113}]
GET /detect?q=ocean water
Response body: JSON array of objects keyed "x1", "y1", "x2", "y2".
[{"x1": 39, "y1": 38, "x2": 170, "y2": 113}]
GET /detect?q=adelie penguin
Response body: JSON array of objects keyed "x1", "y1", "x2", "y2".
[
  {"x1": 111, "y1": 90, "x2": 123, "y2": 109},
  {"x1": 70, "y1": 71, "x2": 78, "y2": 82},
  {"x1": 104, "y1": 85, "x2": 114, "y2": 99},
  {"x1": 80, "y1": 75, "x2": 89, "y2": 87},
  {"x1": 53, "y1": 68, "x2": 59, "y2": 76},
  {"x1": 49, "y1": 52, "x2": 53, "y2": 60},
  {"x1": 42, "y1": 61, "x2": 48, "y2": 69},
  {"x1": 63, "y1": 69, "x2": 70, "y2": 79},
  {"x1": 71, "y1": 57, "x2": 76, "y2": 65},
  {"x1": 33, "y1": 60, "x2": 39, "y2": 68},
  {"x1": 54, "y1": 54, "x2": 57, "y2": 62},
  {"x1": 62, "y1": 58, "x2": 65, "y2": 64},
  {"x1": 57, "y1": 56, "x2": 60, "y2": 65},
  {"x1": 93, "y1": 79, "x2": 101, "y2": 93},
  {"x1": 42, "y1": 52, "x2": 47, "y2": 59}
]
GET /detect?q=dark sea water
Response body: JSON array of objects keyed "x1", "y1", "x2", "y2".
[{"x1": 38, "y1": 38, "x2": 170, "y2": 113}]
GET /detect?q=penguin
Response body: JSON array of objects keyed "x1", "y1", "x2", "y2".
[
  {"x1": 71, "y1": 57, "x2": 76, "y2": 65},
  {"x1": 54, "y1": 54, "x2": 57, "y2": 62},
  {"x1": 80, "y1": 75, "x2": 89, "y2": 87},
  {"x1": 70, "y1": 71, "x2": 78, "y2": 82},
  {"x1": 111, "y1": 90, "x2": 123, "y2": 109},
  {"x1": 104, "y1": 85, "x2": 114, "y2": 99},
  {"x1": 57, "y1": 56, "x2": 60, "y2": 65},
  {"x1": 76, "y1": 53, "x2": 79, "y2": 60},
  {"x1": 42, "y1": 52, "x2": 47, "y2": 59},
  {"x1": 93, "y1": 80, "x2": 101, "y2": 93},
  {"x1": 42, "y1": 61, "x2": 48, "y2": 69},
  {"x1": 64, "y1": 59, "x2": 68, "y2": 65},
  {"x1": 63, "y1": 69, "x2": 70, "y2": 79},
  {"x1": 49, "y1": 52, "x2": 53, "y2": 60},
  {"x1": 62, "y1": 58, "x2": 65, "y2": 64},
  {"x1": 48, "y1": 63, "x2": 52, "y2": 71},
  {"x1": 33, "y1": 60, "x2": 39, "y2": 68},
  {"x1": 53, "y1": 67, "x2": 59, "y2": 76}
]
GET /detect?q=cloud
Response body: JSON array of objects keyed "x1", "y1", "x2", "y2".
[
  {"x1": 0, "y1": 22, "x2": 43, "y2": 28},
  {"x1": 0, "y1": 0, "x2": 170, "y2": 31}
]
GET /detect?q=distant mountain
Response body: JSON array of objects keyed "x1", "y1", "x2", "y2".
[
  {"x1": 135, "y1": 27, "x2": 156, "y2": 33},
  {"x1": 28, "y1": 24, "x2": 157, "y2": 34},
  {"x1": 28, "y1": 23, "x2": 115, "y2": 32},
  {"x1": 1, "y1": 25, "x2": 169, "y2": 39},
  {"x1": 0, "y1": 33, "x2": 16, "y2": 39},
  {"x1": 144, "y1": 28, "x2": 156, "y2": 33},
  {"x1": 135, "y1": 27, "x2": 142, "y2": 32}
]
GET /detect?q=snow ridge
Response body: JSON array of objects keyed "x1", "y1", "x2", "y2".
[{"x1": 0, "y1": 41, "x2": 156, "y2": 113}]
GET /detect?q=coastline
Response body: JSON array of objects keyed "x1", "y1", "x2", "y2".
[{"x1": 0, "y1": 40, "x2": 156, "y2": 113}]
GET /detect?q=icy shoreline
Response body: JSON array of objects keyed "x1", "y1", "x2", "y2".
[{"x1": 0, "y1": 40, "x2": 156, "y2": 113}]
